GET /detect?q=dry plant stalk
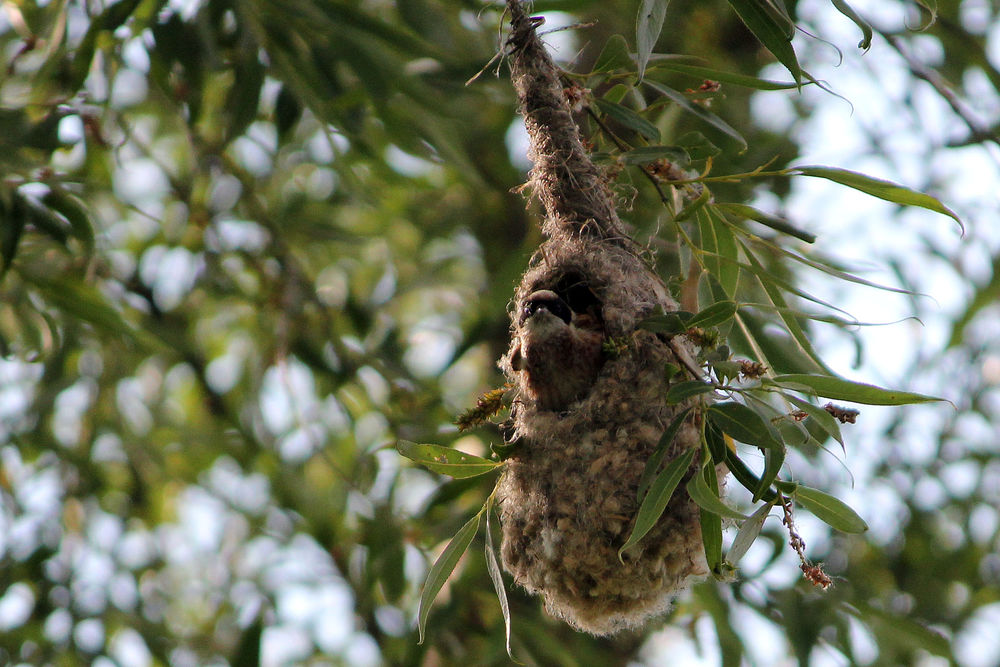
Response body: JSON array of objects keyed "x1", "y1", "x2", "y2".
[{"x1": 496, "y1": 0, "x2": 709, "y2": 635}]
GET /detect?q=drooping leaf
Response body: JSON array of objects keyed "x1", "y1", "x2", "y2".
[
  {"x1": 725, "y1": 448, "x2": 776, "y2": 501},
  {"x1": 638, "y1": 407, "x2": 693, "y2": 499},
  {"x1": 636, "y1": 0, "x2": 669, "y2": 82},
  {"x1": 725, "y1": 0, "x2": 801, "y2": 84},
  {"x1": 484, "y1": 496, "x2": 518, "y2": 663},
  {"x1": 727, "y1": 501, "x2": 773, "y2": 566},
  {"x1": 687, "y1": 461, "x2": 748, "y2": 520},
  {"x1": 783, "y1": 394, "x2": 844, "y2": 446},
  {"x1": 675, "y1": 184, "x2": 712, "y2": 221},
  {"x1": 694, "y1": 460, "x2": 724, "y2": 570},
  {"x1": 699, "y1": 208, "x2": 740, "y2": 297},
  {"x1": 686, "y1": 300, "x2": 739, "y2": 330},
  {"x1": 769, "y1": 374, "x2": 946, "y2": 406},
  {"x1": 853, "y1": 603, "x2": 950, "y2": 657},
  {"x1": 645, "y1": 80, "x2": 746, "y2": 150},
  {"x1": 831, "y1": 0, "x2": 873, "y2": 50},
  {"x1": 795, "y1": 166, "x2": 963, "y2": 232},
  {"x1": 707, "y1": 402, "x2": 782, "y2": 449},
  {"x1": 792, "y1": 485, "x2": 868, "y2": 533},
  {"x1": 650, "y1": 62, "x2": 799, "y2": 89},
  {"x1": 704, "y1": 419, "x2": 727, "y2": 465},
  {"x1": 417, "y1": 510, "x2": 482, "y2": 643},
  {"x1": 619, "y1": 447, "x2": 697, "y2": 558},
  {"x1": 594, "y1": 98, "x2": 660, "y2": 142},
  {"x1": 231, "y1": 615, "x2": 263, "y2": 667},
  {"x1": 716, "y1": 202, "x2": 816, "y2": 243},
  {"x1": 639, "y1": 311, "x2": 692, "y2": 335},
  {"x1": 756, "y1": 439, "x2": 785, "y2": 502},
  {"x1": 666, "y1": 379, "x2": 716, "y2": 404},
  {"x1": 396, "y1": 441, "x2": 503, "y2": 478},
  {"x1": 736, "y1": 244, "x2": 836, "y2": 374}
]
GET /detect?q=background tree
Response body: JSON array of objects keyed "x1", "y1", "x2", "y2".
[{"x1": 0, "y1": 1, "x2": 997, "y2": 665}]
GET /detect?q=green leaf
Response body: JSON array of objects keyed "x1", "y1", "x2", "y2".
[
  {"x1": 704, "y1": 419, "x2": 727, "y2": 464},
  {"x1": 707, "y1": 402, "x2": 782, "y2": 449},
  {"x1": 675, "y1": 184, "x2": 712, "y2": 221},
  {"x1": 795, "y1": 166, "x2": 963, "y2": 233},
  {"x1": 594, "y1": 98, "x2": 660, "y2": 142},
  {"x1": 831, "y1": 0, "x2": 873, "y2": 50},
  {"x1": 716, "y1": 203, "x2": 816, "y2": 243},
  {"x1": 725, "y1": 448, "x2": 776, "y2": 501},
  {"x1": 769, "y1": 374, "x2": 946, "y2": 406},
  {"x1": 651, "y1": 62, "x2": 799, "y2": 90},
  {"x1": 0, "y1": 193, "x2": 26, "y2": 278},
  {"x1": 784, "y1": 394, "x2": 844, "y2": 446},
  {"x1": 688, "y1": 463, "x2": 748, "y2": 520},
  {"x1": 636, "y1": 0, "x2": 669, "y2": 82},
  {"x1": 725, "y1": 0, "x2": 801, "y2": 84},
  {"x1": 699, "y1": 208, "x2": 740, "y2": 297},
  {"x1": 396, "y1": 441, "x2": 503, "y2": 478},
  {"x1": 686, "y1": 300, "x2": 738, "y2": 330},
  {"x1": 676, "y1": 131, "x2": 721, "y2": 160},
  {"x1": 27, "y1": 274, "x2": 143, "y2": 344},
  {"x1": 592, "y1": 34, "x2": 634, "y2": 73},
  {"x1": 619, "y1": 447, "x2": 697, "y2": 559},
  {"x1": 756, "y1": 440, "x2": 785, "y2": 502},
  {"x1": 484, "y1": 496, "x2": 518, "y2": 663},
  {"x1": 638, "y1": 311, "x2": 692, "y2": 335},
  {"x1": 621, "y1": 145, "x2": 690, "y2": 166},
  {"x1": 417, "y1": 510, "x2": 482, "y2": 643},
  {"x1": 695, "y1": 460, "x2": 724, "y2": 570},
  {"x1": 645, "y1": 80, "x2": 746, "y2": 150},
  {"x1": 736, "y1": 243, "x2": 836, "y2": 374},
  {"x1": 792, "y1": 485, "x2": 868, "y2": 533},
  {"x1": 666, "y1": 379, "x2": 716, "y2": 404},
  {"x1": 727, "y1": 501, "x2": 773, "y2": 566},
  {"x1": 638, "y1": 407, "x2": 693, "y2": 500},
  {"x1": 41, "y1": 189, "x2": 95, "y2": 253},
  {"x1": 231, "y1": 615, "x2": 262, "y2": 667}
]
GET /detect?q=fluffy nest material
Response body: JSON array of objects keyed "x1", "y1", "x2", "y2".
[{"x1": 494, "y1": 2, "x2": 709, "y2": 635}]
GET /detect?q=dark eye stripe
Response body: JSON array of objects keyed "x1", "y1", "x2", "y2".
[{"x1": 521, "y1": 293, "x2": 572, "y2": 325}]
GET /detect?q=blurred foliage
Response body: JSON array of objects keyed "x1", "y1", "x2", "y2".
[{"x1": 0, "y1": 0, "x2": 998, "y2": 666}]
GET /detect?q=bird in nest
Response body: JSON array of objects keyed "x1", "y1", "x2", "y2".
[{"x1": 508, "y1": 288, "x2": 605, "y2": 412}]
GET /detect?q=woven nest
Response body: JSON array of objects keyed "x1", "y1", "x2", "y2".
[
  {"x1": 497, "y1": 237, "x2": 707, "y2": 635},
  {"x1": 492, "y1": 1, "x2": 712, "y2": 635}
]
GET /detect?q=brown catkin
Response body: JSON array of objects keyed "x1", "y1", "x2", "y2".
[{"x1": 496, "y1": 1, "x2": 710, "y2": 635}]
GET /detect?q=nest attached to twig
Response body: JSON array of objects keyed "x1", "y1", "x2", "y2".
[{"x1": 494, "y1": 1, "x2": 708, "y2": 636}]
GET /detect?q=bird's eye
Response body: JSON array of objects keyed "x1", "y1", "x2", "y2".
[{"x1": 520, "y1": 291, "x2": 572, "y2": 325}]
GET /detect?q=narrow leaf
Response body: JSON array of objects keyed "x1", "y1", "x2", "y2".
[
  {"x1": 484, "y1": 497, "x2": 518, "y2": 663},
  {"x1": 651, "y1": 62, "x2": 799, "y2": 90},
  {"x1": 831, "y1": 0, "x2": 873, "y2": 50},
  {"x1": 707, "y1": 402, "x2": 782, "y2": 449},
  {"x1": 795, "y1": 166, "x2": 963, "y2": 232},
  {"x1": 725, "y1": 0, "x2": 801, "y2": 84},
  {"x1": 645, "y1": 80, "x2": 746, "y2": 149},
  {"x1": 725, "y1": 448, "x2": 776, "y2": 501},
  {"x1": 727, "y1": 501, "x2": 773, "y2": 565},
  {"x1": 666, "y1": 379, "x2": 716, "y2": 404},
  {"x1": 396, "y1": 441, "x2": 502, "y2": 478},
  {"x1": 675, "y1": 184, "x2": 712, "y2": 221},
  {"x1": 755, "y1": 441, "x2": 785, "y2": 502},
  {"x1": 639, "y1": 311, "x2": 692, "y2": 335},
  {"x1": 417, "y1": 510, "x2": 482, "y2": 643},
  {"x1": 784, "y1": 394, "x2": 843, "y2": 446},
  {"x1": 769, "y1": 374, "x2": 946, "y2": 406},
  {"x1": 716, "y1": 202, "x2": 816, "y2": 243},
  {"x1": 704, "y1": 420, "x2": 727, "y2": 465},
  {"x1": 638, "y1": 407, "x2": 693, "y2": 499},
  {"x1": 793, "y1": 485, "x2": 868, "y2": 533},
  {"x1": 636, "y1": 0, "x2": 669, "y2": 82},
  {"x1": 687, "y1": 463, "x2": 748, "y2": 520},
  {"x1": 696, "y1": 461, "x2": 724, "y2": 570},
  {"x1": 619, "y1": 447, "x2": 697, "y2": 558},
  {"x1": 686, "y1": 300, "x2": 739, "y2": 330},
  {"x1": 594, "y1": 98, "x2": 660, "y2": 142}
]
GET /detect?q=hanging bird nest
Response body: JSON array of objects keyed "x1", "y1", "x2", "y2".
[{"x1": 495, "y1": 1, "x2": 709, "y2": 636}]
